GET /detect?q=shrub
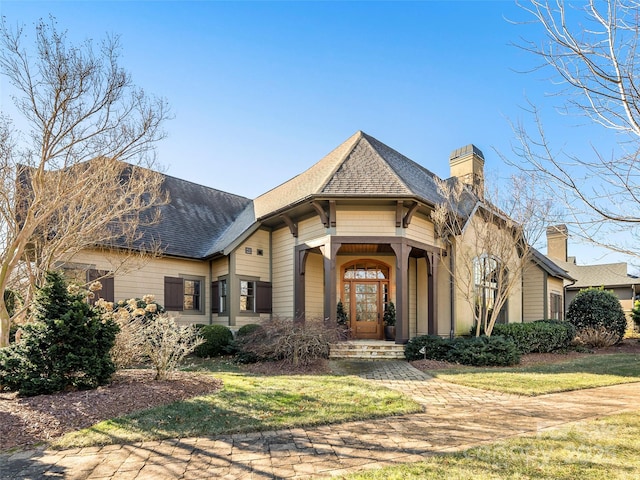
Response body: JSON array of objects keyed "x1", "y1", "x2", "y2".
[
  {"x1": 109, "y1": 316, "x2": 146, "y2": 369},
  {"x1": 405, "y1": 334, "x2": 520, "y2": 366},
  {"x1": 0, "y1": 271, "x2": 119, "y2": 396},
  {"x1": 445, "y1": 335, "x2": 520, "y2": 366},
  {"x1": 113, "y1": 295, "x2": 165, "y2": 324},
  {"x1": 237, "y1": 323, "x2": 262, "y2": 338},
  {"x1": 143, "y1": 314, "x2": 204, "y2": 380},
  {"x1": 574, "y1": 326, "x2": 619, "y2": 348},
  {"x1": 405, "y1": 335, "x2": 450, "y2": 361},
  {"x1": 194, "y1": 325, "x2": 233, "y2": 358},
  {"x1": 490, "y1": 320, "x2": 576, "y2": 354},
  {"x1": 566, "y1": 287, "x2": 627, "y2": 344},
  {"x1": 236, "y1": 317, "x2": 341, "y2": 366}
]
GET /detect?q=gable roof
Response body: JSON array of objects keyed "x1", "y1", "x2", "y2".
[
  {"x1": 139, "y1": 174, "x2": 251, "y2": 259},
  {"x1": 252, "y1": 131, "x2": 445, "y2": 220},
  {"x1": 531, "y1": 249, "x2": 575, "y2": 281}
]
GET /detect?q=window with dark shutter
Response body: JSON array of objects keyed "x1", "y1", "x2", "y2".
[
  {"x1": 88, "y1": 269, "x2": 115, "y2": 303},
  {"x1": 255, "y1": 281, "x2": 272, "y2": 314},
  {"x1": 211, "y1": 281, "x2": 219, "y2": 314},
  {"x1": 164, "y1": 277, "x2": 184, "y2": 311}
]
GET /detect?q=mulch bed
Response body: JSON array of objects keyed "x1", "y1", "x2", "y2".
[{"x1": 0, "y1": 369, "x2": 222, "y2": 452}]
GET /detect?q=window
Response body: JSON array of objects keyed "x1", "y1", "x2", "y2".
[
  {"x1": 239, "y1": 279, "x2": 272, "y2": 314},
  {"x1": 58, "y1": 263, "x2": 114, "y2": 303},
  {"x1": 164, "y1": 276, "x2": 204, "y2": 313},
  {"x1": 184, "y1": 279, "x2": 201, "y2": 311},
  {"x1": 240, "y1": 280, "x2": 255, "y2": 312},
  {"x1": 473, "y1": 255, "x2": 507, "y2": 324},
  {"x1": 550, "y1": 292, "x2": 563, "y2": 320},
  {"x1": 211, "y1": 278, "x2": 227, "y2": 315}
]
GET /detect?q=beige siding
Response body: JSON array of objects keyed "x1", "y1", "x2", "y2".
[
  {"x1": 436, "y1": 253, "x2": 452, "y2": 336},
  {"x1": 298, "y1": 216, "x2": 327, "y2": 243},
  {"x1": 405, "y1": 214, "x2": 435, "y2": 245},
  {"x1": 304, "y1": 252, "x2": 324, "y2": 320},
  {"x1": 66, "y1": 249, "x2": 210, "y2": 325},
  {"x1": 234, "y1": 229, "x2": 270, "y2": 281},
  {"x1": 335, "y1": 205, "x2": 396, "y2": 236},
  {"x1": 523, "y1": 262, "x2": 545, "y2": 322},
  {"x1": 408, "y1": 258, "x2": 417, "y2": 338},
  {"x1": 211, "y1": 257, "x2": 229, "y2": 278},
  {"x1": 415, "y1": 257, "x2": 429, "y2": 337},
  {"x1": 272, "y1": 226, "x2": 295, "y2": 318}
]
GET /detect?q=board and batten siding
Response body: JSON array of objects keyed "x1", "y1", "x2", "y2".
[
  {"x1": 271, "y1": 226, "x2": 295, "y2": 318},
  {"x1": 335, "y1": 205, "x2": 396, "y2": 236},
  {"x1": 523, "y1": 262, "x2": 546, "y2": 322}
]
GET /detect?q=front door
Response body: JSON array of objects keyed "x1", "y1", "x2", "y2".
[{"x1": 342, "y1": 260, "x2": 390, "y2": 340}]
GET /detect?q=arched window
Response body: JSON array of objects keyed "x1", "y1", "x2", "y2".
[{"x1": 473, "y1": 255, "x2": 507, "y2": 324}]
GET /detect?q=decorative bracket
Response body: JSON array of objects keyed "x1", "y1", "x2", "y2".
[
  {"x1": 403, "y1": 202, "x2": 419, "y2": 228},
  {"x1": 280, "y1": 214, "x2": 298, "y2": 237},
  {"x1": 311, "y1": 201, "x2": 329, "y2": 228}
]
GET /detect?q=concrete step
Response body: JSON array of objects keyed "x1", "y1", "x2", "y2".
[{"x1": 329, "y1": 341, "x2": 406, "y2": 360}]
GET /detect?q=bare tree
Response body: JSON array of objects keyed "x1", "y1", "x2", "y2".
[
  {"x1": 0, "y1": 18, "x2": 170, "y2": 346},
  {"x1": 510, "y1": 0, "x2": 640, "y2": 258},
  {"x1": 432, "y1": 176, "x2": 550, "y2": 337}
]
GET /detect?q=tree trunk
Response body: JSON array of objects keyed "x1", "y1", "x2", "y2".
[{"x1": 0, "y1": 299, "x2": 10, "y2": 347}]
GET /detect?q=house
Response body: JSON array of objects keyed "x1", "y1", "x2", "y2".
[
  {"x1": 62, "y1": 131, "x2": 564, "y2": 342},
  {"x1": 545, "y1": 225, "x2": 640, "y2": 318}
]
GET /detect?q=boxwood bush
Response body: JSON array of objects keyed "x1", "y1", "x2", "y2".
[
  {"x1": 567, "y1": 287, "x2": 627, "y2": 344},
  {"x1": 405, "y1": 334, "x2": 520, "y2": 366},
  {"x1": 194, "y1": 324, "x2": 233, "y2": 358},
  {"x1": 490, "y1": 320, "x2": 576, "y2": 354}
]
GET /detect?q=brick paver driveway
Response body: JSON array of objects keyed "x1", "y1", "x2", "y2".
[{"x1": 2, "y1": 360, "x2": 639, "y2": 479}]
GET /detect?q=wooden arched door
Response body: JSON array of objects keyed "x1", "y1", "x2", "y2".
[{"x1": 342, "y1": 260, "x2": 390, "y2": 340}]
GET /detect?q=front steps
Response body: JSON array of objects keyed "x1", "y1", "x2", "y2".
[{"x1": 329, "y1": 340, "x2": 406, "y2": 360}]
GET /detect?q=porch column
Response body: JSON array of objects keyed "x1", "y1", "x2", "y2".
[
  {"x1": 294, "y1": 248, "x2": 309, "y2": 322},
  {"x1": 391, "y1": 242, "x2": 411, "y2": 344},
  {"x1": 321, "y1": 241, "x2": 341, "y2": 324},
  {"x1": 427, "y1": 251, "x2": 438, "y2": 335}
]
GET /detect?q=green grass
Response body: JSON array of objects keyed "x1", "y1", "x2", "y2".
[
  {"x1": 53, "y1": 371, "x2": 422, "y2": 448},
  {"x1": 427, "y1": 353, "x2": 640, "y2": 395},
  {"x1": 344, "y1": 410, "x2": 640, "y2": 479}
]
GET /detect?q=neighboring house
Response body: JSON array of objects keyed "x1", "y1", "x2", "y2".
[
  {"x1": 61, "y1": 131, "x2": 556, "y2": 342},
  {"x1": 545, "y1": 225, "x2": 640, "y2": 317}
]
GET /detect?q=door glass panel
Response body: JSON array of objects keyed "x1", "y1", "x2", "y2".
[{"x1": 355, "y1": 283, "x2": 378, "y2": 322}]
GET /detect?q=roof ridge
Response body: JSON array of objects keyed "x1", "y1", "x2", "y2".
[
  {"x1": 358, "y1": 133, "x2": 411, "y2": 191},
  {"x1": 316, "y1": 130, "x2": 365, "y2": 193}
]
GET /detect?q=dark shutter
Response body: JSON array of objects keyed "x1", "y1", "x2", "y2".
[
  {"x1": 164, "y1": 277, "x2": 184, "y2": 311},
  {"x1": 211, "y1": 281, "x2": 219, "y2": 314},
  {"x1": 255, "y1": 281, "x2": 272, "y2": 314},
  {"x1": 88, "y1": 269, "x2": 115, "y2": 303}
]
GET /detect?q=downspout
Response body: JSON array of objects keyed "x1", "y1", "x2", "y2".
[{"x1": 209, "y1": 259, "x2": 213, "y2": 325}]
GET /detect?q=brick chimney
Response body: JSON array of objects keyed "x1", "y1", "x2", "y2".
[
  {"x1": 547, "y1": 224, "x2": 568, "y2": 262},
  {"x1": 449, "y1": 144, "x2": 485, "y2": 197}
]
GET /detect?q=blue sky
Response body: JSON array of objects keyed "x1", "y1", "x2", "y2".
[{"x1": 0, "y1": 0, "x2": 629, "y2": 267}]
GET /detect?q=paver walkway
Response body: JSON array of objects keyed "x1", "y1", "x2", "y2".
[{"x1": 2, "y1": 360, "x2": 640, "y2": 479}]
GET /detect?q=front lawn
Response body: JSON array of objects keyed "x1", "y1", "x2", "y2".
[
  {"x1": 343, "y1": 409, "x2": 640, "y2": 479},
  {"x1": 425, "y1": 353, "x2": 640, "y2": 395},
  {"x1": 53, "y1": 370, "x2": 422, "y2": 448}
]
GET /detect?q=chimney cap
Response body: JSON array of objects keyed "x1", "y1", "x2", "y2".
[
  {"x1": 449, "y1": 144, "x2": 484, "y2": 161},
  {"x1": 547, "y1": 224, "x2": 568, "y2": 236}
]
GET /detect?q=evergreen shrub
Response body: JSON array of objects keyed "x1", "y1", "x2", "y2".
[
  {"x1": 566, "y1": 287, "x2": 626, "y2": 344},
  {"x1": 194, "y1": 324, "x2": 234, "y2": 357},
  {"x1": 0, "y1": 271, "x2": 119, "y2": 396},
  {"x1": 491, "y1": 320, "x2": 576, "y2": 354}
]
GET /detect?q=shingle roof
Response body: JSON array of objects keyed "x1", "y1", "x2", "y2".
[
  {"x1": 252, "y1": 131, "x2": 445, "y2": 220},
  {"x1": 138, "y1": 174, "x2": 251, "y2": 259},
  {"x1": 531, "y1": 249, "x2": 575, "y2": 281},
  {"x1": 553, "y1": 260, "x2": 639, "y2": 289}
]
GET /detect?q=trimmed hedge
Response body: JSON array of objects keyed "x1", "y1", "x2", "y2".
[
  {"x1": 567, "y1": 287, "x2": 627, "y2": 344},
  {"x1": 490, "y1": 320, "x2": 576, "y2": 354},
  {"x1": 194, "y1": 325, "x2": 233, "y2": 358},
  {"x1": 405, "y1": 334, "x2": 520, "y2": 366}
]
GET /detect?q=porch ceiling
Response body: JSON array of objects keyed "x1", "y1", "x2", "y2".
[{"x1": 337, "y1": 244, "x2": 394, "y2": 255}]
